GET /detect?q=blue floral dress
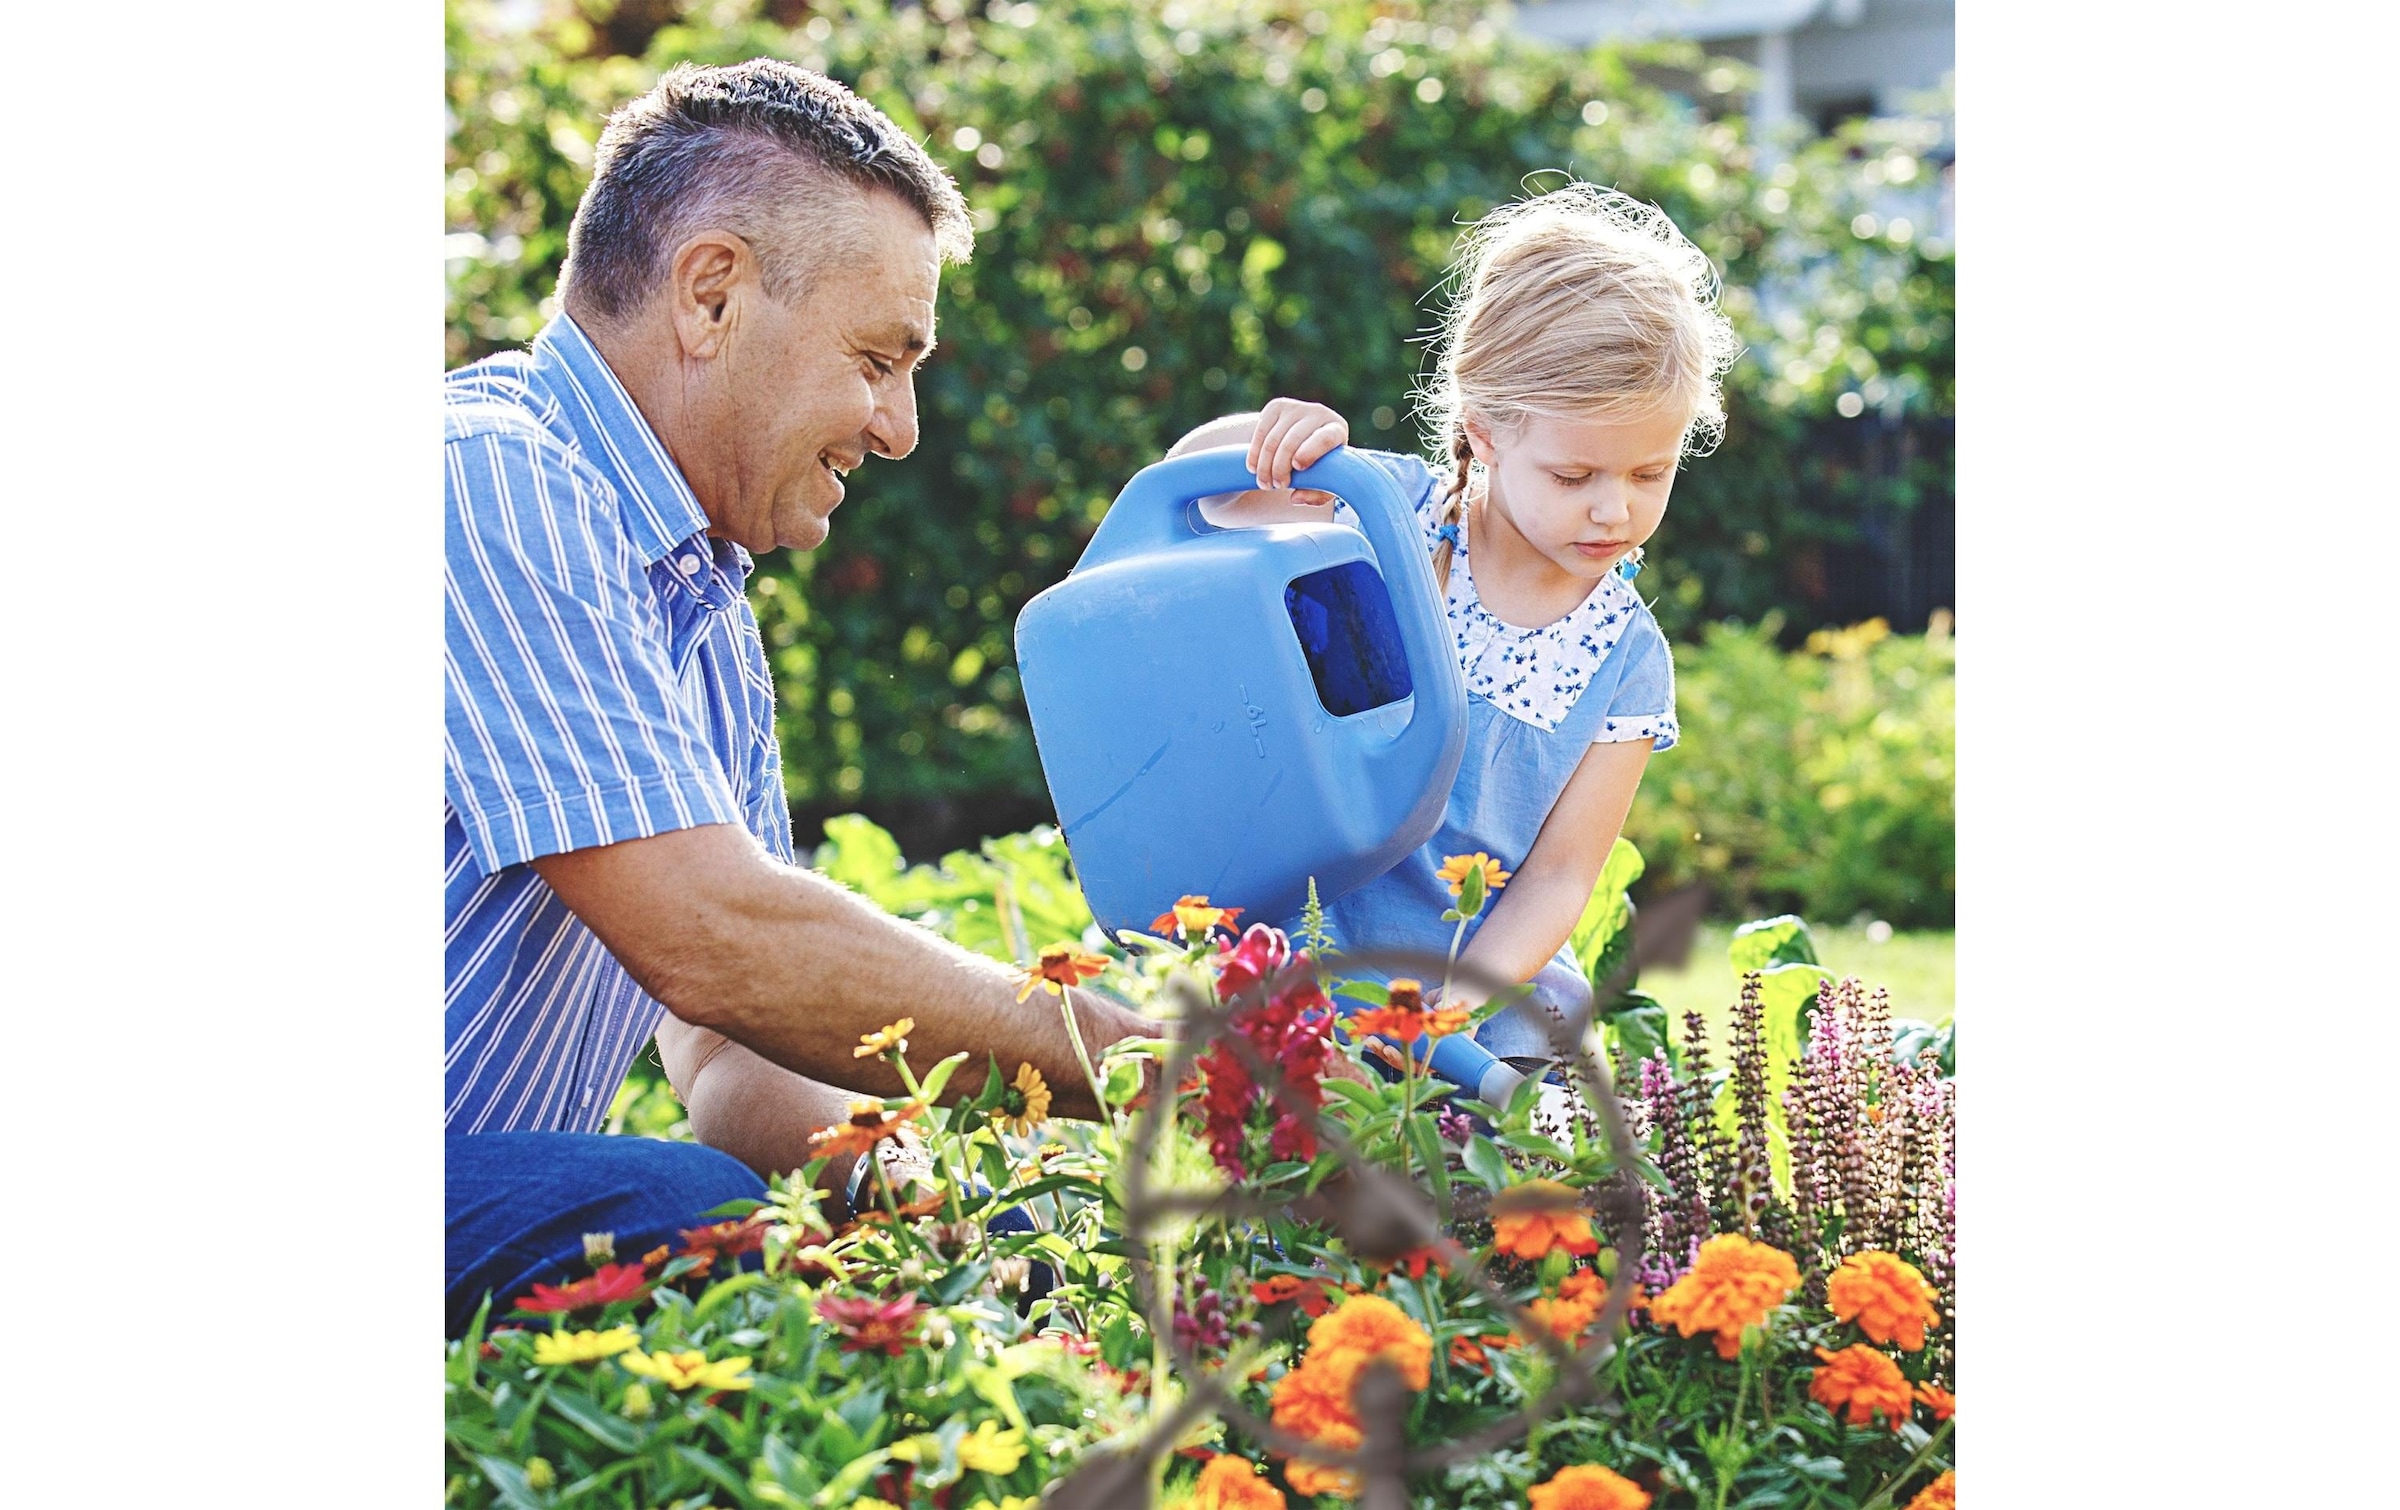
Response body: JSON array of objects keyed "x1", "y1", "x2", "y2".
[{"x1": 1283, "y1": 449, "x2": 1679, "y2": 1106}]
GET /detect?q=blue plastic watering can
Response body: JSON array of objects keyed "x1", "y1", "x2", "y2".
[{"x1": 1013, "y1": 445, "x2": 1467, "y2": 939}]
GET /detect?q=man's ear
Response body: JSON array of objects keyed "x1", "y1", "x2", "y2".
[{"x1": 666, "y1": 231, "x2": 752, "y2": 361}]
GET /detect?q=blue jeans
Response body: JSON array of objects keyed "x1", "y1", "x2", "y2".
[
  {"x1": 445, "y1": 1132, "x2": 768, "y2": 1338},
  {"x1": 445, "y1": 1133, "x2": 1053, "y2": 1338}
]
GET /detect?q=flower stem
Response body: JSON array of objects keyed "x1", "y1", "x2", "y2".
[
  {"x1": 1054, "y1": 988, "x2": 1120, "y2": 1158},
  {"x1": 1857, "y1": 1418, "x2": 1953, "y2": 1510}
]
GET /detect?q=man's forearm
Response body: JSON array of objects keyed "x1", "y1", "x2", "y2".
[{"x1": 534, "y1": 823, "x2": 1146, "y2": 1119}]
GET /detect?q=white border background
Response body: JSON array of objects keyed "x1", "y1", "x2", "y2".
[{"x1": 8, "y1": 1, "x2": 2394, "y2": 1501}]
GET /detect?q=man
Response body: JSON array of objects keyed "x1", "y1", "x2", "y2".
[{"x1": 443, "y1": 59, "x2": 1149, "y2": 1336}]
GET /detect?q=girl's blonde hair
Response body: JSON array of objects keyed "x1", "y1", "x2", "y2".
[{"x1": 1415, "y1": 182, "x2": 1743, "y2": 589}]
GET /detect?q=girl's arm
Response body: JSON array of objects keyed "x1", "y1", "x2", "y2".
[{"x1": 1446, "y1": 738, "x2": 1655, "y2": 1012}]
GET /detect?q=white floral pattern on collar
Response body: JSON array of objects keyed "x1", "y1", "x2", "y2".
[{"x1": 1441, "y1": 507, "x2": 1650, "y2": 733}]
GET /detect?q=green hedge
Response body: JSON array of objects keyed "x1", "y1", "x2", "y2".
[
  {"x1": 448, "y1": 0, "x2": 1953, "y2": 822},
  {"x1": 1625, "y1": 617, "x2": 1954, "y2": 929}
]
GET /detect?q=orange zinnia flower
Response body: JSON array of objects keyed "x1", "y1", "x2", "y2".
[
  {"x1": 1914, "y1": 1381, "x2": 1955, "y2": 1422},
  {"x1": 1902, "y1": 1470, "x2": 1956, "y2": 1510},
  {"x1": 1647, "y1": 1233, "x2": 1800, "y2": 1359},
  {"x1": 1809, "y1": 1345, "x2": 1914, "y2": 1430},
  {"x1": 806, "y1": 1097, "x2": 925, "y2": 1160},
  {"x1": 1527, "y1": 1463, "x2": 1653, "y2": 1510},
  {"x1": 854, "y1": 1017, "x2": 914, "y2": 1058},
  {"x1": 1827, "y1": 1250, "x2": 1942, "y2": 1352},
  {"x1": 1150, "y1": 895, "x2": 1243, "y2": 938},
  {"x1": 1346, "y1": 1002, "x2": 1472, "y2": 1042},
  {"x1": 1490, "y1": 1180, "x2": 1600, "y2": 1261},
  {"x1": 1189, "y1": 1453, "x2": 1288, "y2": 1510},
  {"x1": 1434, "y1": 852, "x2": 1512, "y2": 899},
  {"x1": 1448, "y1": 1335, "x2": 1494, "y2": 1371},
  {"x1": 676, "y1": 1215, "x2": 769, "y2": 1264},
  {"x1": 1018, "y1": 942, "x2": 1109, "y2": 1000}
]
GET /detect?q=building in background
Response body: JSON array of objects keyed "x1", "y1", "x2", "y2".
[{"x1": 1515, "y1": 0, "x2": 1953, "y2": 134}]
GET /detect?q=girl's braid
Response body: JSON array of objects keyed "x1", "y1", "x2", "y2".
[{"x1": 1431, "y1": 421, "x2": 1473, "y2": 592}]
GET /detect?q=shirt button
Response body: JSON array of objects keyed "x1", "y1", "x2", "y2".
[{"x1": 676, "y1": 553, "x2": 702, "y2": 574}]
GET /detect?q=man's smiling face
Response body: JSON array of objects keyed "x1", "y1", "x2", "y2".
[{"x1": 706, "y1": 189, "x2": 941, "y2": 552}]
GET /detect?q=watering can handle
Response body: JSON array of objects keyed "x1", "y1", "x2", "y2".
[{"x1": 1075, "y1": 445, "x2": 1465, "y2": 761}]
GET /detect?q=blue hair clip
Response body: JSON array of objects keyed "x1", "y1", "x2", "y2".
[
  {"x1": 1435, "y1": 522, "x2": 1462, "y2": 548},
  {"x1": 1616, "y1": 547, "x2": 1645, "y2": 582}
]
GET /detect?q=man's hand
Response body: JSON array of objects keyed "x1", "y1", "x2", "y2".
[
  {"x1": 530, "y1": 822, "x2": 1150, "y2": 1122},
  {"x1": 1245, "y1": 397, "x2": 1350, "y2": 492}
]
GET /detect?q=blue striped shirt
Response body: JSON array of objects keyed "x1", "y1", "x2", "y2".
[{"x1": 444, "y1": 315, "x2": 794, "y2": 1135}]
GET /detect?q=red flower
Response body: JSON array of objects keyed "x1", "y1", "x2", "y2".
[
  {"x1": 514, "y1": 1262, "x2": 651, "y2": 1315},
  {"x1": 1374, "y1": 1245, "x2": 1449, "y2": 1281},
  {"x1": 814, "y1": 1294, "x2": 928, "y2": 1356},
  {"x1": 1194, "y1": 926, "x2": 1336, "y2": 1179}
]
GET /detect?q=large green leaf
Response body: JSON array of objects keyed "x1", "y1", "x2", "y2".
[
  {"x1": 1729, "y1": 915, "x2": 1820, "y2": 973},
  {"x1": 1569, "y1": 838, "x2": 1647, "y2": 980},
  {"x1": 1598, "y1": 990, "x2": 1671, "y2": 1066}
]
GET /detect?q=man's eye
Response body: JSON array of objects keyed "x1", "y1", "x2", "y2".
[{"x1": 864, "y1": 355, "x2": 896, "y2": 377}]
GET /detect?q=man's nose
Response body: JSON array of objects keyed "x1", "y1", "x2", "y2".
[{"x1": 868, "y1": 375, "x2": 920, "y2": 461}]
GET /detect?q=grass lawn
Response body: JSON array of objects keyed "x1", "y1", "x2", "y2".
[{"x1": 1637, "y1": 921, "x2": 1954, "y2": 1036}]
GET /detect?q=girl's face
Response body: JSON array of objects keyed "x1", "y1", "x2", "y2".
[{"x1": 1467, "y1": 407, "x2": 1690, "y2": 581}]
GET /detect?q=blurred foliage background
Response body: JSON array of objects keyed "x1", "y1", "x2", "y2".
[{"x1": 446, "y1": 0, "x2": 1955, "y2": 926}]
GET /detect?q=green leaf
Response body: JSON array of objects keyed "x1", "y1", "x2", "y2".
[
  {"x1": 1406, "y1": 1114, "x2": 1452, "y2": 1208},
  {"x1": 542, "y1": 1388, "x2": 641, "y2": 1453},
  {"x1": 1501, "y1": 1130, "x2": 1569, "y2": 1163},
  {"x1": 1569, "y1": 837, "x2": 1647, "y2": 980},
  {"x1": 696, "y1": 1195, "x2": 766, "y2": 1220},
  {"x1": 1729, "y1": 915, "x2": 1820, "y2": 973},
  {"x1": 914, "y1": 1050, "x2": 973, "y2": 1107},
  {"x1": 1599, "y1": 991, "x2": 1671, "y2": 1065},
  {"x1": 670, "y1": 1444, "x2": 750, "y2": 1499},
  {"x1": 1890, "y1": 1017, "x2": 1956, "y2": 1075},
  {"x1": 1461, "y1": 1133, "x2": 1510, "y2": 1193},
  {"x1": 1457, "y1": 864, "x2": 1486, "y2": 917},
  {"x1": 1333, "y1": 979, "x2": 1392, "y2": 1005},
  {"x1": 473, "y1": 1455, "x2": 550, "y2": 1510},
  {"x1": 1103, "y1": 1056, "x2": 1144, "y2": 1107},
  {"x1": 1320, "y1": 1077, "x2": 1389, "y2": 1111},
  {"x1": 973, "y1": 1054, "x2": 1005, "y2": 1111}
]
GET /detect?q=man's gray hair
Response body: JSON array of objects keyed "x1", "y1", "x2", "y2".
[{"x1": 560, "y1": 59, "x2": 973, "y2": 324}]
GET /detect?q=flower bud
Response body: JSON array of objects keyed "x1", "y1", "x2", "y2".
[
  {"x1": 525, "y1": 1457, "x2": 555, "y2": 1491},
  {"x1": 621, "y1": 1383, "x2": 653, "y2": 1420},
  {"x1": 581, "y1": 1231, "x2": 616, "y2": 1266}
]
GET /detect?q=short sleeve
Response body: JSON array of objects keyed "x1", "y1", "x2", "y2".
[
  {"x1": 444, "y1": 424, "x2": 743, "y2": 874},
  {"x1": 1328, "y1": 449, "x2": 1446, "y2": 548},
  {"x1": 1594, "y1": 611, "x2": 1680, "y2": 752}
]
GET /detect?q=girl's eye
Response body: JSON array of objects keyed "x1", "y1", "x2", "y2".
[
  {"x1": 1550, "y1": 472, "x2": 1589, "y2": 487},
  {"x1": 1636, "y1": 471, "x2": 1669, "y2": 484}
]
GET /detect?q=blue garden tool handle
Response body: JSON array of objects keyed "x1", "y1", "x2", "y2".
[{"x1": 1074, "y1": 445, "x2": 1466, "y2": 781}]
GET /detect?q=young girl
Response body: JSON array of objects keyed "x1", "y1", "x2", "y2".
[{"x1": 1174, "y1": 182, "x2": 1741, "y2": 1109}]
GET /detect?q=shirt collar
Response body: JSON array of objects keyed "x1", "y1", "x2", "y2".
[{"x1": 527, "y1": 314, "x2": 711, "y2": 568}]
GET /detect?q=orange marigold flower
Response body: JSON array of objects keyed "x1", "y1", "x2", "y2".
[
  {"x1": 1647, "y1": 1233, "x2": 1799, "y2": 1359},
  {"x1": 1373, "y1": 1245, "x2": 1448, "y2": 1281},
  {"x1": 854, "y1": 1017, "x2": 915, "y2": 1058},
  {"x1": 1527, "y1": 1463, "x2": 1653, "y2": 1510},
  {"x1": 1903, "y1": 1470, "x2": 1956, "y2": 1510},
  {"x1": 1018, "y1": 942, "x2": 1109, "y2": 1000},
  {"x1": 1305, "y1": 1293, "x2": 1434, "y2": 1391},
  {"x1": 1526, "y1": 1294, "x2": 1601, "y2": 1344},
  {"x1": 1268, "y1": 1357, "x2": 1365, "y2": 1448},
  {"x1": 1434, "y1": 851, "x2": 1512, "y2": 899},
  {"x1": 1490, "y1": 1180, "x2": 1600, "y2": 1261},
  {"x1": 1282, "y1": 1455, "x2": 1360, "y2": 1501},
  {"x1": 1809, "y1": 1345, "x2": 1915, "y2": 1430},
  {"x1": 1150, "y1": 895, "x2": 1243, "y2": 937},
  {"x1": 1915, "y1": 1382, "x2": 1955, "y2": 1422},
  {"x1": 1189, "y1": 1453, "x2": 1287, "y2": 1510},
  {"x1": 806, "y1": 1097, "x2": 925, "y2": 1161},
  {"x1": 1827, "y1": 1250, "x2": 1941, "y2": 1352}
]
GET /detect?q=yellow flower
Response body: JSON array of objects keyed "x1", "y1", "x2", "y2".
[
  {"x1": 856, "y1": 1017, "x2": 916, "y2": 1058},
  {"x1": 993, "y1": 1061, "x2": 1053, "y2": 1136},
  {"x1": 618, "y1": 1349, "x2": 755, "y2": 1392},
  {"x1": 849, "y1": 1500, "x2": 907, "y2": 1510},
  {"x1": 1826, "y1": 1250, "x2": 1941, "y2": 1352},
  {"x1": 530, "y1": 1325, "x2": 642, "y2": 1366},
  {"x1": 525, "y1": 1458, "x2": 556, "y2": 1492},
  {"x1": 886, "y1": 1433, "x2": 941, "y2": 1463},
  {"x1": 969, "y1": 1500, "x2": 1041, "y2": 1510},
  {"x1": 1434, "y1": 851, "x2": 1512, "y2": 899},
  {"x1": 957, "y1": 1418, "x2": 1029, "y2": 1474}
]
